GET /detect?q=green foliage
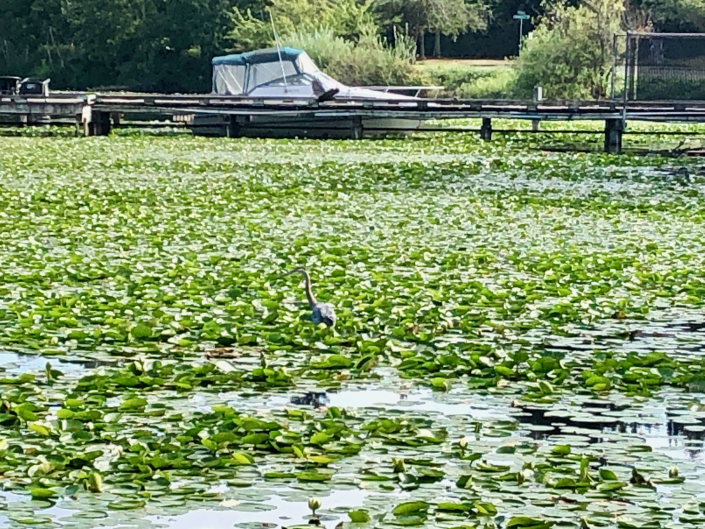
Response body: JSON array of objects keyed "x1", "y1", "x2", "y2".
[
  {"x1": 0, "y1": 0, "x2": 242, "y2": 92},
  {"x1": 455, "y1": 67, "x2": 517, "y2": 98},
  {"x1": 375, "y1": 0, "x2": 488, "y2": 36},
  {"x1": 283, "y1": 26, "x2": 424, "y2": 86},
  {"x1": 415, "y1": 60, "x2": 517, "y2": 98},
  {"x1": 349, "y1": 509, "x2": 372, "y2": 522},
  {"x1": 227, "y1": 0, "x2": 375, "y2": 52},
  {"x1": 636, "y1": 76, "x2": 705, "y2": 101},
  {"x1": 374, "y1": 0, "x2": 490, "y2": 57},
  {"x1": 638, "y1": 0, "x2": 705, "y2": 31},
  {"x1": 514, "y1": 0, "x2": 624, "y2": 100}
]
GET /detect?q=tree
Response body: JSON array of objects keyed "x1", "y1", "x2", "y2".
[
  {"x1": 1, "y1": 0, "x2": 245, "y2": 92},
  {"x1": 374, "y1": 0, "x2": 489, "y2": 59},
  {"x1": 227, "y1": 0, "x2": 376, "y2": 52},
  {"x1": 635, "y1": 0, "x2": 705, "y2": 31},
  {"x1": 514, "y1": 0, "x2": 624, "y2": 100}
]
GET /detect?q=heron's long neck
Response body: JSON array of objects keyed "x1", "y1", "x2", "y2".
[{"x1": 301, "y1": 270, "x2": 317, "y2": 307}]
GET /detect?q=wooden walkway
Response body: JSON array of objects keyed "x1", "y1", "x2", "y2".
[{"x1": 3, "y1": 92, "x2": 705, "y2": 152}]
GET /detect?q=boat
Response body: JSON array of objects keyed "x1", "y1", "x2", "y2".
[
  {"x1": 189, "y1": 47, "x2": 428, "y2": 139},
  {"x1": 0, "y1": 76, "x2": 21, "y2": 95}
]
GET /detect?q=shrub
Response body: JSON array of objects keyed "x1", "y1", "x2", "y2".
[
  {"x1": 456, "y1": 68, "x2": 518, "y2": 99},
  {"x1": 636, "y1": 76, "x2": 705, "y2": 101},
  {"x1": 514, "y1": 0, "x2": 624, "y2": 100},
  {"x1": 228, "y1": 0, "x2": 376, "y2": 52},
  {"x1": 282, "y1": 27, "x2": 426, "y2": 86},
  {"x1": 417, "y1": 61, "x2": 517, "y2": 99}
]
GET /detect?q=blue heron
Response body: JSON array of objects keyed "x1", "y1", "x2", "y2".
[{"x1": 281, "y1": 267, "x2": 336, "y2": 327}]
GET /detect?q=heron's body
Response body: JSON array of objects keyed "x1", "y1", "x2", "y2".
[
  {"x1": 312, "y1": 301, "x2": 336, "y2": 327},
  {"x1": 282, "y1": 267, "x2": 336, "y2": 327}
]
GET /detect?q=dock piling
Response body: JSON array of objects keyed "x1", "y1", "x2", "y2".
[
  {"x1": 80, "y1": 107, "x2": 112, "y2": 136},
  {"x1": 480, "y1": 118, "x2": 492, "y2": 141},
  {"x1": 604, "y1": 118, "x2": 624, "y2": 154}
]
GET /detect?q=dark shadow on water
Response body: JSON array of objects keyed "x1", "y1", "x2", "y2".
[{"x1": 290, "y1": 392, "x2": 329, "y2": 409}]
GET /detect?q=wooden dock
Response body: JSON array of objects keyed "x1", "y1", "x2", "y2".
[{"x1": 3, "y1": 92, "x2": 705, "y2": 153}]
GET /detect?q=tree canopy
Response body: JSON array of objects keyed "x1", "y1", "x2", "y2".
[
  {"x1": 636, "y1": 0, "x2": 705, "y2": 31},
  {"x1": 375, "y1": 0, "x2": 490, "y2": 58},
  {"x1": 1, "y1": 0, "x2": 704, "y2": 93}
]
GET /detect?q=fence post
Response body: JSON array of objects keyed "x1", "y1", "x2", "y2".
[
  {"x1": 611, "y1": 33, "x2": 617, "y2": 100},
  {"x1": 480, "y1": 118, "x2": 492, "y2": 141}
]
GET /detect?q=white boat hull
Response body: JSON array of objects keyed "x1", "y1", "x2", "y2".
[{"x1": 189, "y1": 113, "x2": 423, "y2": 139}]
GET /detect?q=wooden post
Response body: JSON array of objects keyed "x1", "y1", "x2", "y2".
[
  {"x1": 83, "y1": 110, "x2": 111, "y2": 136},
  {"x1": 226, "y1": 115, "x2": 241, "y2": 138},
  {"x1": 96, "y1": 111, "x2": 111, "y2": 135},
  {"x1": 532, "y1": 119, "x2": 540, "y2": 132},
  {"x1": 480, "y1": 118, "x2": 492, "y2": 141},
  {"x1": 351, "y1": 116, "x2": 363, "y2": 139},
  {"x1": 604, "y1": 118, "x2": 623, "y2": 154}
]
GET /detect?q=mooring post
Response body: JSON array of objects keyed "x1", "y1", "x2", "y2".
[
  {"x1": 226, "y1": 115, "x2": 242, "y2": 138},
  {"x1": 95, "y1": 111, "x2": 111, "y2": 136},
  {"x1": 81, "y1": 110, "x2": 112, "y2": 136},
  {"x1": 604, "y1": 118, "x2": 624, "y2": 154},
  {"x1": 480, "y1": 117, "x2": 492, "y2": 141},
  {"x1": 351, "y1": 116, "x2": 363, "y2": 140}
]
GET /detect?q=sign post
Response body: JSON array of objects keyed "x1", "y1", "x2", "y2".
[{"x1": 513, "y1": 11, "x2": 530, "y2": 55}]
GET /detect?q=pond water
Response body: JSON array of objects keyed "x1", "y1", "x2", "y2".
[
  {"x1": 0, "y1": 352, "x2": 89, "y2": 376},
  {"x1": 3, "y1": 129, "x2": 705, "y2": 528}
]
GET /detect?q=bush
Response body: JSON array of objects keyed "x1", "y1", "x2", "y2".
[
  {"x1": 456, "y1": 68, "x2": 518, "y2": 99},
  {"x1": 418, "y1": 62, "x2": 490, "y2": 93},
  {"x1": 514, "y1": 0, "x2": 624, "y2": 100},
  {"x1": 282, "y1": 27, "x2": 426, "y2": 86},
  {"x1": 636, "y1": 76, "x2": 705, "y2": 101},
  {"x1": 228, "y1": 0, "x2": 375, "y2": 52},
  {"x1": 416, "y1": 61, "x2": 517, "y2": 99}
]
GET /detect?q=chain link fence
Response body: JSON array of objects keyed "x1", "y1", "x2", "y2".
[{"x1": 614, "y1": 32, "x2": 705, "y2": 102}]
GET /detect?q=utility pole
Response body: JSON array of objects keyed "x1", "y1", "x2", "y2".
[{"x1": 513, "y1": 10, "x2": 530, "y2": 55}]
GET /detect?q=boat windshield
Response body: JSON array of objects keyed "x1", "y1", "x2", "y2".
[
  {"x1": 248, "y1": 60, "x2": 298, "y2": 91},
  {"x1": 258, "y1": 73, "x2": 315, "y2": 88},
  {"x1": 295, "y1": 53, "x2": 319, "y2": 75}
]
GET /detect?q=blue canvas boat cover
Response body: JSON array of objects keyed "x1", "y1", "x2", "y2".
[{"x1": 212, "y1": 48, "x2": 305, "y2": 66}]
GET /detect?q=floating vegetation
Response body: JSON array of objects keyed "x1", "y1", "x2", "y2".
[{"x1": 0, "y1": 127, "x2": 705, "y2": 528}]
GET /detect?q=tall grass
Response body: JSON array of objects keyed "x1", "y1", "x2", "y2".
[
  {"x1": 456, "y1": 69, "x2": 518, "y2": 99},
  {"x1": 416, "y1": 61, "x2": 517, "y2": 99},
  {"x1": 282, "y1": 26, "x2": 425, "y2": 86}
]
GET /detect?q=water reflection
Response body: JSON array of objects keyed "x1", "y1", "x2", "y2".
[
  {"x1": 286, "y1": 389, "x2": 506, "y2": 419},
  {"x1": 514, "y1": 400, "x2": 705, "y2": 461},
  {"x1": 0, "y1": 350, "x2": 120, "y2": 376},
  {"x1": 0, "y1": 351, "x2": 87, "y2": 375},
  {"x1": 144, "y1": 488, "x2": 368, "y2": 529}
]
